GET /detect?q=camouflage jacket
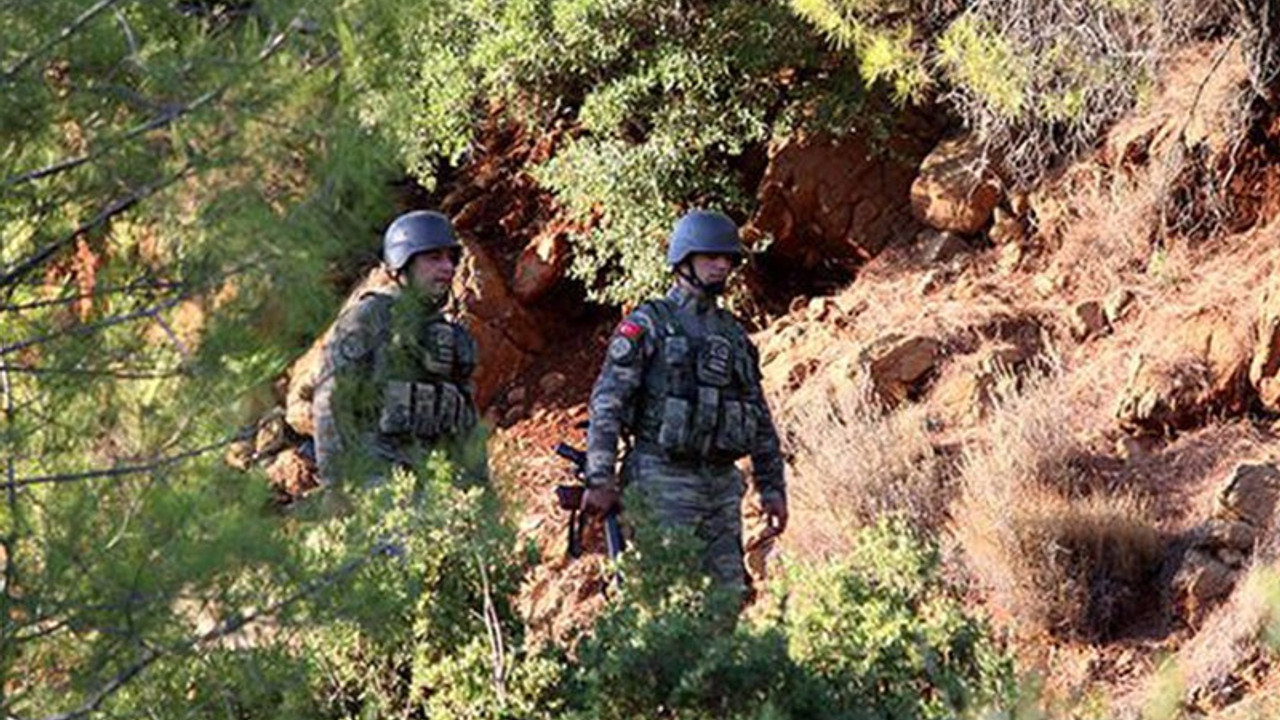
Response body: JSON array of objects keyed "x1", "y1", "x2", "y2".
[
  {"x1": 311, "y1": 287, "x2": 480, "y2": 484},
  {"x1": 584, "y1": 285, "x2": 785, "y2": 502}
]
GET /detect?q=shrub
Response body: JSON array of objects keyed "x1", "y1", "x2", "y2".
[
  {"x1": 779, "y1": 368, "x2": 951, "y2": 555},
  {"x1": 340, "y1": 0, "x2": 868, "y2": 304},
  {"x1": 951, "y1": 375, "x2": 1163, "y2": 641},
  {"x1": 791, "y1": 0, "x2": 1232, "y2": 186},
  {"x1": 563, "y1": 515, "x2": 1016, "y2": 719}
]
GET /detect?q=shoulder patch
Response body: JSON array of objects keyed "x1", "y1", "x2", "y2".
[
  {"x1": 339, "y1": 333, "x2": 368, "y2": 361},
  {"x1": 617, "y1": 319, "x2": 644, "y2": 339},
  {"x1": 608, "y1": 336, "x2": 636, "y2": 364}
]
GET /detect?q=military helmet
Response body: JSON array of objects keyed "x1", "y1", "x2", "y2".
[
  {"x1": 666, "y1": 209, "x2": 744, "y2": 267},
  {"x1": 383, "y1": 210, "x2": 461, "y2": 272}
]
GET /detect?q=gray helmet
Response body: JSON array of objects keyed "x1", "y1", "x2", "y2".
[
  {"x1": 383, "y1": 210, "x2": 461, "y2": 272},
  {"x1": 666, "y1": 209, "x2": 744, "y2": 267}
]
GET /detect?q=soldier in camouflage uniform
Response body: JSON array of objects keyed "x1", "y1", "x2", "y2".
[
  {"x1": 579, "y1": 209, "x2": 788, "y2": 595},
  {"x1": 311, "y1": 210, "x2": 484, "y2": 486}
]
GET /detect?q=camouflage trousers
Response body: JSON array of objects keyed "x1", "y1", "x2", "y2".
[{"x1": 621, "y1": 449, "x2": 745, "y2": 594}]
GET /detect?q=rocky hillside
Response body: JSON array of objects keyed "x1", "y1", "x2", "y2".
[{"x1": 234, "y1": 38, "x2": 1280, "y2": 717}]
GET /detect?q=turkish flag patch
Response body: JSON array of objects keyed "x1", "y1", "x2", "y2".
[{"x1": 616, "y1": 320, "x2": 644, "y2": 339}]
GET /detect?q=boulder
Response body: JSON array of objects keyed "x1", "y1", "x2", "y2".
[
  {"x1": 988, "y1": 207, "x2": 1026, "y2": 246},
  {"x1": 1213, "y1": 463, "x2": 1280, "y2": 528},
  {"x1": 265, "y1": 448, "x2": 317, "y2": 498},
  {"x1": 1116, "y1": 308, "x2": 1251, "y2": 434},
  {"x1": 512, "y1": 226, "x2": 570, "y2": 303},
  {"x1": 1171, "y1": 548, "x2": 1239, "y2": 626},
  {"x1": 456, "y1": 240, "x2": 546, "y2": 408},
  {"x1": 862, "y1": 335, "x2": 942, "y2": 406},
  {"x1": 1070, "y1": 300, "x2": 1110, "y2": 341},
  {"x1": 910, "y1": 134, "x2": 1003, "y2": 235},
  {"x1": 751, "y1": 130, "x2": 926, "y2": 270}
]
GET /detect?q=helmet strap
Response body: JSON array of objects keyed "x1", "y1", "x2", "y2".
[{"x1": 676, "y1": 261, "x2": 726, "y2": 296}]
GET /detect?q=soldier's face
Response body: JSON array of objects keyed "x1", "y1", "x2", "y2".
[
  {"x1": 407, "y1": 248, "x2": 458, "y2": 298},
  {"x1": 689, "y1": 253, "x2": 736, "y2": 287}
]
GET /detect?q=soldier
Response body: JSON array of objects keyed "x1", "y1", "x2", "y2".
[
  {"x1": 579, "y1": 209, "x2": 788, "y2": 596},
  {"x1": 311, "y1": 210, "x2": 485, "y2": 487}
]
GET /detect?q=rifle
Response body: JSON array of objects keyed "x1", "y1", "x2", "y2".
[{"x1": 553, "y1": 441, "x2": 625, "y2": 578}]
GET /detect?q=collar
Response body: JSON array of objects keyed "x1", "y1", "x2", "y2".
[{"x1": 666, "y1": 284, "x2": 717, "y2": 315}]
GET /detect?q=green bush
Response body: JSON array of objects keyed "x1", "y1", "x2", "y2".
[
  {"x1": 561, "y1": 516, "x2": 1015, "y2": 719},
  {"x1": 341, "y1": 0, "x2": 867, "y2": 304}
]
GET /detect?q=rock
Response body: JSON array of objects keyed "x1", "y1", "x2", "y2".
[
  {"x1": 930, "y1": 343, "x2": 1027, "y2": 424},
  {"x1": 916, "y1": 228, "x2": 972, "y2": 264},
  {"x1": 988, "y1": 207, "x2": 1026, "y2": 246},
  {"x1": 863, "y1": 335, "x2": 942, "y2": 405},
  {"x1": 750, "y1": 128, "x2": 933, "y2": 270},
  {"x1": 265, "y1": 448, "x2": 317, "y2": 498},
  {"x1": 507, "y1": 386, "x2": 528, "y2": 406},
  {"x1": 997, "y1": 241, "x2": 1023, "y2": 273},
  {"x1": 1250, "y1": 274, "x2": 1280, "y2": 412},
  {"x1": 254, "y1": 409, "x2": 289, "y2": 458},
  {"x1": 1070, "y1": 301, "x2": 1110, "y2": 341},
  {"x1": 284, "y1": 342, "x2": 325, "y2": 437},
  {"x1": 502, "y1": 405, "x2": 527, "y2": 426},
  {"x1": 910, "y1": 134, "x2": 1004, "y2": 235},
  {"x1": 455, "y1": 241, "x2": 545, "y2": 408},
  {"x1": 539, "y1": 372, "x2": 568, "y2": 396},
  {"x1": 1201, "y1": 518, "x2": 1259, "y2": 552},
  {"x1": 1172, "y1": 548, "x2": 1238, "y2": 626},
  {"x1": 1213, "y1": 463, "x2": 1280, "y2": 528},
  {"x1": 512, "y1": 228, "x2": 570, "y2": 303},
  {"x1": 1116, "y1": 308, "x2": 1251, "y2": 434},
  {"x1": 224, "y1": 440, "x2": 255, "y2": 472},
  {"x1": 1032, "y1": 274, "x2": 1057, "y2": 297},
  {"x1": 806, "y1": 296, "x2": 833, "y2": 322},
  {"x1": 1104, "y1": 289, "x2": 1136, "y2": 325}
]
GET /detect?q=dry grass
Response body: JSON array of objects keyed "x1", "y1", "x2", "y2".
[
  {"x1": 778, "y1": 367, "x2": 951, "y2": 559},
  {"x1": 951, "y1": 373, "x2": 1163, "y2": 641}
]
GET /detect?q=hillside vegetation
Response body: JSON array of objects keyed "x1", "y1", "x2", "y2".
[{"x1": 6, "y1": 1, "x2": 1280, "y2": 719}]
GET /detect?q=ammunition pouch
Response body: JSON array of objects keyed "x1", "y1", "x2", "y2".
[{"x1": 378, "y1": 380, "x2": 476, "y2": 439}]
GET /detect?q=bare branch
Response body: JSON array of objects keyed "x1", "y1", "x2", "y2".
[
  {"x1": 3, "y1": 437, "x2": 233, "y2": 490},
  {"x1": 0, "y1": 0, "x2": 131, "y2": 82},
  {"x1": 0, "y1": 165, "x2": 194, "y2": 291},
  {"x1": 0, "y1": 364, "x2": 187, "y2": 380},
  {"x1": 0, "y1": 295, "x2": 186, "y2": 358},
  {"x1": 0, "y1": 279, "x2": 186, "y2": 313},
  {"x1": 24, "y1": 543, "x2": 392, "y2": 720}
]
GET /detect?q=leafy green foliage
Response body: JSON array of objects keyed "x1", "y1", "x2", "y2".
[
  {"x1": 1, "y1": 3, "x2": 399, "y2": 717},
  {"x1": 341, "y1": 0, "x2": 867, "y2": 304},
  {"x1": 560, "y1": 517, "x2": 1015, "y2": 719},
  {"x1": 791, "y1": 0, "x2": 1229, "y2": 185}
]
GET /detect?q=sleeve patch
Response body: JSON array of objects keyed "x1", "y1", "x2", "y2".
[
  {"x1": 607, "y1": 336, "x2": 637, "y2": 364},
  {"x1": 617, "y1": 320, "x2": 644, "y2": 339}
]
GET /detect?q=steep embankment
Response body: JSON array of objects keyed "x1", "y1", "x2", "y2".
[
  {"x1": 233, "y1": 38, "x2": 1280, "y2": 717},
  {"x1": 502, "y1": 39, "x2": 1280, "y2": 715}
]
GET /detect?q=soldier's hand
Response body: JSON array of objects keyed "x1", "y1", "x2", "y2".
[
  {"x1": 580, "y1": 486, "x2": 621, "y2": 517},
  {"x1": 761, "y1": 496, "x2": 788, "y2": 535}
]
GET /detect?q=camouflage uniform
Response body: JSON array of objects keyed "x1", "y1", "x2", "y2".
[
  {"x1": 311, "y1": 287, "x2": 483, "y2": 485},
  {"x1": 585, "y1": 284, "x2": 785, "y2": 592}
]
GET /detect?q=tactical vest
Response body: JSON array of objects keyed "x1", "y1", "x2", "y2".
[
  {"x1": 632, "y1": 299, "x2": 760, "y2": 464},
  {"x1": 371, "y1": 297, "x2": 479, "y2": 443}
]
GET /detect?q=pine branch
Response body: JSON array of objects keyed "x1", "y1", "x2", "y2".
[
  {"x1": 0, "y1": 0, "x2": 131, "y2": 82},
  {"x1": 0, "y1": 165, "x2": 194, "y2": 292},
  {"x1": 21, "y1": 543, "x2": 393, "y2": 720},
  {"x1": 0, "y1": 364, "x2": 187, "y2": 380},
  {"x1": 0, "y1": 294, "x2": 187, "y2": 358},
  {"x1": 2, "y1": 437, "x2": 233, "y2": 489},
  {"x1": 0, "y1": 279, "x2": 186, "y2": 313},
  {"x1": 4, "y1": 15, "x2": 299, "y2": 190}
]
